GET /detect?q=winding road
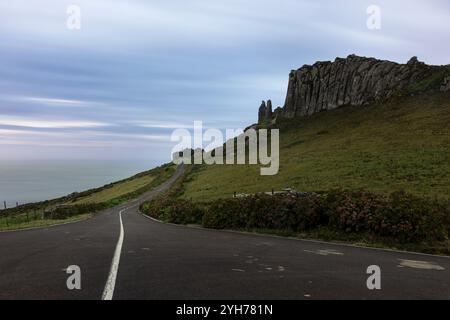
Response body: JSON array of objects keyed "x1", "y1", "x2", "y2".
[{"x1": 1, "y1": 165, "x2": 449, "y2": 300}]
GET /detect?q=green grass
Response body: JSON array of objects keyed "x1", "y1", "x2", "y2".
[
  {"x1": 68, "y1": 163, "x2": 175, "y2": 205},
  {"x1": 180, "y1": 92, "x2": 450, "y2": 201},
  {"x1": 406, "y1": 66, "x2": 450, "y2": 94},
  {"x1": 70, "y1": 174, "x2": 155, "y2": 204},
  {"x1": 0, "y1": 213, "x2": 90, "y2": 231}
]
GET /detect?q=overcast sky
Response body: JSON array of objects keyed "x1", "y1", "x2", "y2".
[{"x1": 1, "y1": 0, "x2": 449, "y2": 162}]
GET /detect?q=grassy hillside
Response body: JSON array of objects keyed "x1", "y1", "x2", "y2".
[
  {"x1": 60, "y1": 162, "x2": 175, "y2": 207},
  {"x1": 180, "y1": 92, "x2": 450, "y2": 201},
  {"x1": 70, "y1": 174, "x2": 156, "y2": 205}
]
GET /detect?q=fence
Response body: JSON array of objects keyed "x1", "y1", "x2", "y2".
[
  {"x1": 233, "y1": 188, "x2": 311, "y2": 198},
  {"x1": 2, "y1": 200, "x2": 20, "y2": 210},
  {"x1": 0, "y1": 209, "x2": 44, "y2": 229}
]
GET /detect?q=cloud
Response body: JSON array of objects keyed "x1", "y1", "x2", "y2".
[
  {"x1": 81, "y1": 131, "x2": 170, "y2": 142},
  {"x1": 312, "y1": 21, "x2": 415, "y2": 49},
  {"x1": 0, "y1": 128, "x2": 171, "y2": 149},
  {"x1": 0, "y1": 116, "x2": 110, "y2": 129},
  {"x1": 21, "y1": 96, "x2": 102, "y2": 107},
  {"x1": 133, "y1": 121, "x2": 195, "y2": 129}
]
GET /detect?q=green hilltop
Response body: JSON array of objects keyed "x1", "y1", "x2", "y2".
[{"x1": 179, "y1": 92, "x2": 450, "y2": 201}]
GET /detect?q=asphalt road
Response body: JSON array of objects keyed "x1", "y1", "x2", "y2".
[{"x1": 1, "y1": 165, "x2": 449, "y2": 300}]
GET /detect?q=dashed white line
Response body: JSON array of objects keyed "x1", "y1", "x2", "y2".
[
  {"x1": 398, "y1": 259, "x2": 445, "y2": 271},
  {"x1": 304, "y1": 249, "x2": 344, "y2": 256},
  {"x1": 102, "y1": 208, "x2": 126, "y2": 300}
]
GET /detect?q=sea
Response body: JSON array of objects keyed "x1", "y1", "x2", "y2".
[{"x1": 0, "y1": 160, "x2": 161, "y2": 209}]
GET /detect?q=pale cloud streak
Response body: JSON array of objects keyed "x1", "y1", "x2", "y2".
[
  {"x1": 0, "y1": 116, "x2": 110, "y2": 129},
  {"x1": 22, "y1": 97, "x2": 101, "y2": 107},
  {"x1": 0, "y1": 128, "x2": 170, "y2": 148},
  {"x1": 133, "y1": 121, "x2": 196, "y2": 129}
]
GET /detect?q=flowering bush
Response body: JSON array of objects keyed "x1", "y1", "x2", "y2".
[
  {"x1": 49, "y1": 203, "x2": 108, "y2": 219},
  {"x1": 145, "y1": 189, "x2": 450, "y2": 244},
  {"x1": 165, "y1": 199, "x2": 204, "y2": 225},
  {"x1": 324, "y1": 190, "x2": 449, "y2": 243},
  {"x1": 325, "y1": 190, "x2": 386, "y2": 233},
  {"x1": 202, "y1": 194, "x2": 326, "y2": 232},
  {"x1": 140, "y1": 195, "x2": 174, "y2": 220},
  {"x1": 374, "y1": 191, "x2": 448, "y2": 242},
  {"x1": 202, "y1": 198, "x2": 244, "y2": 229}
]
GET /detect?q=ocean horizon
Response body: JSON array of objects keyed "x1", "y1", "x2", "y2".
[{"x1": 0, "y1": 159, "x2": 162, "y2": 208}]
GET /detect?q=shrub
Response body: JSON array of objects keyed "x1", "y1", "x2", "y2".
[
  {"x1": 324, "y1": 190, "x2": 449, "y2": 243},
  {"x1": 48, "y1": 203, "x2": 107, "y2": 219},
  {"x1": 140, "y1": 195, "x2": 174, "y2": 220},
  {"x1": 165, "y1": 199, "x2": 204, "y2": 225},
  {"x1": 325, "y1": 190, "x2": 386, "y2": 233},
  {"x1": 373, "y1": 191, "x2": 448, "y2": 243},
  {"x1": 203, "y1": 198, "x2": 244, "y2": 229},
  {"x1": 145, "y1": 188, "x2": 450, "y2": 245},
  {"x1": 203, "y1": 194, "x2": 326, "y2": 232}
]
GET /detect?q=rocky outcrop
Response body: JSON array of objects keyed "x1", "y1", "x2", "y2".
[
  {"x1": 441, "y1": 76, "x2": 450, "y2": 92},
  {"x1": 258, "y1": 55, "x2": 449, "y2": 123},
  {"x1": 258, "y1": 100, "x2": 273, "y2": 123}
]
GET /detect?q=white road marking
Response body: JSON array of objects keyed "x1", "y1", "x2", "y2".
[
  {"x1": 398, "y1": 259, "x2": 445, "y2": 271},
  {"x1": 304, "y1": 249, "x2": 344, "y2": 256},
  {"x1": 232, "y1": 269, "x2": 245, "y2": 272},
  {"x1": 102, "y1": 208, "x2": 126, "y2": 300},
  {"x1": 245, "y1": 256, "x2": 259, "y2": 264}
]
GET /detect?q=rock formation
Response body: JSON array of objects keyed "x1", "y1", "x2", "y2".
[
  {"x1": 258, "y1": 55, "x2": 450, "y2": 123},
  {"x1": 441, "y1": 76, "x2": 450, "y2": 92},
  {"x1": 258, "y1": 100, "x2": 274, "y2": 123}
]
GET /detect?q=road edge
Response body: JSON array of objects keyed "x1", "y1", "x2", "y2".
[{"x1": 140, "y1": 211, "x2": 450, "y2": 259}]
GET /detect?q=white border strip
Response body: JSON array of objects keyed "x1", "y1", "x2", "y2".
[{"x1": 102, "y1": 208, "x2": 126, "y2": 300}]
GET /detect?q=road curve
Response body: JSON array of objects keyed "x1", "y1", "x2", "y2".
[{"x1": 1, "y1": 165, "x2": 449, "y2": 300}]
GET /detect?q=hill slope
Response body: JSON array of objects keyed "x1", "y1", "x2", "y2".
[{"x1": 180, "y1": 92, "x2": 450, "y2": 201}]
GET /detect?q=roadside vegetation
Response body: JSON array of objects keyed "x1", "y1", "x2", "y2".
[
  {"x1": 142, "y1": 186, "x2": 450, "y2": 255},
  {"x1": 141, "y1": 92, "x2": 450, "y2": 255},
  {"x1": 0, "y1": 163, "x2": 175, "y2": 231},
  {"x1": 0, "y1": 213, "x2": 90, "y2": 232}
]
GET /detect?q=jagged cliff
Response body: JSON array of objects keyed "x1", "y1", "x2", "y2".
[{"x1": 258, "y1": 55, "x2": 450, "y2": 123}]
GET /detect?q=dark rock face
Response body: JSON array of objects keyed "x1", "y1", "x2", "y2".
[
  {"x1": 441, "y1": 76, "x2": 450, "y2": 92},
  {"x1": 282, "y1": 55, "x2": 438, "y2": 118},
  {"x1": 258, "y1": 55, "x2": 447, "y2": 123},
  {"x1": 258, "y1": 100, "x2": 274, "y2": 123},
  {"x1": 258, "y1": 101, "x2": 267, "y2": 123}
]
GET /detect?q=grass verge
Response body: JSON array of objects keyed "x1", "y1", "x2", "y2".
[{"x1": 0, "y1": 213, "x2": 90, "y2": 232}]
